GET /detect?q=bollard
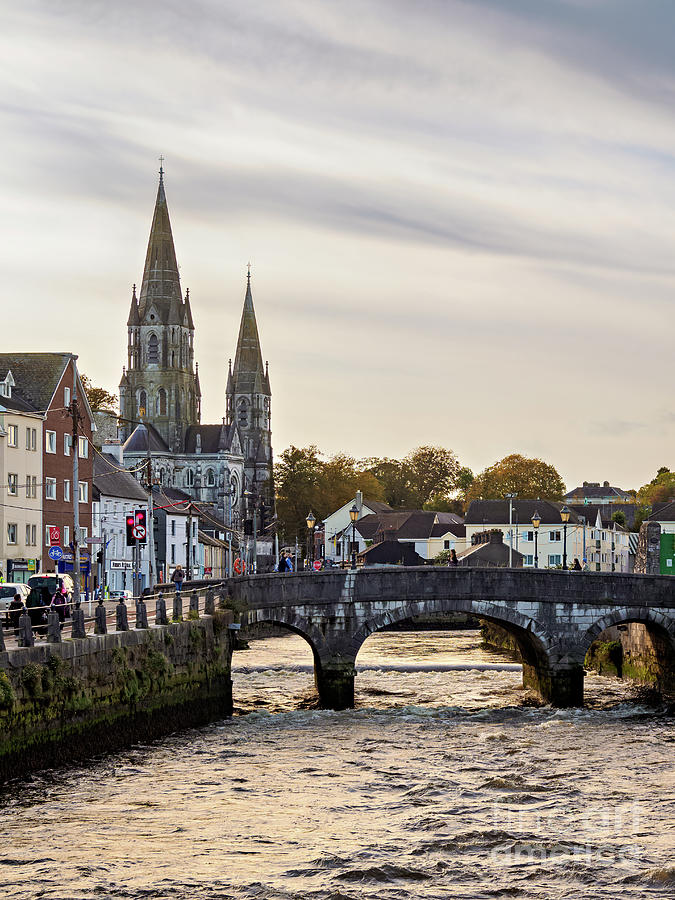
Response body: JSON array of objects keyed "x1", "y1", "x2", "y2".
[
  {"x1": 47, "y1": 609, "x2": 62, "y2": 643},
  {"x1": 205, "y1": 588, "x2": 215, "y2": 616},
  {"x1": 135, "y1": 600, "x2": 148, "y2": 629},
  {"x1": 94, "y1": 599, "x2": 107, "y2": 634},
  {"x1": 71, "y1": 603, "x2": 86, "y2": 639},
  {"x1": 18, "y1": 611, "x2": 34, "y2": 647},
  {"x1": 189, "y1": 590, "x2": 199, "y2": 618},
  {"x1": 156, "y1": 593, "x2": 168, "y2": 626},
  {"x1": 116, "y1": 600, "x2": 129, "y2": 631},
  {"x1": 172, "y1": 593, "x2": 183, "y2": 622},
  {"x1": 0, "y1": 618, "x2": 5, "y2": 652}
]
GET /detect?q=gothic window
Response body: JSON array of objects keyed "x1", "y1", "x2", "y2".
[
  {"x1": 138, "y1": 389, "x2": 147, "y2": 417},
  {"x1": 159, "y1": 468, "x2": 165, "y2": 483},
  {"x1": 157, "y1": 388, "x2": 167, "y2": 416},
  {"x1": 185, "y1": 468, "x2": 195, "y2": 487},
  {"x1": 171, "y1": 351, "x2": 175, "y2": 367},
  {"x1": 238, "y1": 398, "x2": 249, "y2": 428},
  {"x1": 148, "y1": 333, "x2": 159, "y2": 364},
  {"x1": 230, "y1": 474, "x2": 239, "y2": 505},
  {"x1": 206, "y1": 468, "x2": 215, "y2": 487}
]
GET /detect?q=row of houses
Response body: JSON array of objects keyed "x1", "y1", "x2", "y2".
[
  {"x1": 319, "y1": 490, "x2": 675, "y2": 572},
  {"x1": 0, "y1": 353, "x2": 237, "y2": 594}
]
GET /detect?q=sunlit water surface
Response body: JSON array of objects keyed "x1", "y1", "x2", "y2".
[{"x1": 1, "y1": 630, "x2": 673, "y2": 899}]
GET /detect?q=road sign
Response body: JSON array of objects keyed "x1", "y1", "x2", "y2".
[
  {"x1": 132, "y1": 524, "x2": 146, "y2": 540},
  {"x1": 85, "y1": 537, "x2": 104, "y2": 544},
  {"x1": 48, "y1": 546, "x2": 64, "y2": 561},
  {"x1": 49, "y1": 526, "x2": 60, "y2": 546},
  {"x1": 313, "y1": 559, "x2": 322, "y2": 571}
]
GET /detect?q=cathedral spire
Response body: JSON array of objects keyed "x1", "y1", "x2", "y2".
[
  {"x1": 231, "y1": 267, "x2": 266, "y2": 394},
  {"x1": 138, "y1": 164, "x2": 182, "y2": 320}
]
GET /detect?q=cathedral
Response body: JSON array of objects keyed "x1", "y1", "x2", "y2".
[{"x1": 119, "y1": 167, "x2": 273, "y2": 528}]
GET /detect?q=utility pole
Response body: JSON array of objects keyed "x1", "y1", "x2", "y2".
[
  {"x1": 186, "y1": 505, "x2": 192, "y2": 581},
  {"x1": 71, "y1": 356, "x2": 81, "y2": 605},
  {"x1": 144, "y1": 442, "x2": 156, "y2": 591},
  {"x1": 253, "y1": 503, "x2": 258, "y2": 574}
]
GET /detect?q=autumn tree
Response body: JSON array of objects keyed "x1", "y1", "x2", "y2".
[
  {"x1": 274, "y1": 446, "x2": 384, "y2": 541},
  {"x1": 363, "y1": 446, "x2": 461, "y2": 509},
  {"x1": 80, "y1": 374, "x2": 118, "y2": 414},
  {"x1": 636, "y1": 467, "x2": 675, "y2": 506},
  {"x1": 466, "y1": 453, "x2": 566, "y2": 503}
]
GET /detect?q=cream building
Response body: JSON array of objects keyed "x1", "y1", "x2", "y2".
[{"x1": 0, "y1": 370, "x2": 44, "y2": 583}]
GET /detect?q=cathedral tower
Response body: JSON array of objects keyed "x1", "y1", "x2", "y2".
[
  {"x1": 119, "y1": 167, "x2": 201, "y2": 451},
  {"x1": 226, "y1": 269, "x2": 273, "y2": 503}
]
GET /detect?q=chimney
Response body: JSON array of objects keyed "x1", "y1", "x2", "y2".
[
  {"x1": 603, "y1": 480, "x2": 610, "y2": 488},
  {"x1": 356, "y1": 490, "x2": 363, "y2": 512},
  {"x1": 103, "y1": 440, "x2": 123, "y2": 465},
  {"x1": 489, "y1": 529, "x2": 503, "y2": 545}
]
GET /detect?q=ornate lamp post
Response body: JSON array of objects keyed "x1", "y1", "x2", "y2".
[
  {"x1": 349, "y1": 504, "x2": 359, "y2": 570},
  {"x1": 531, "y1": 509, "x2": 541, "y2": 569},
  {"x1": 561, "y1": 505, "x2": 571, "y2": 570},
  {"x1": 306, "y1": 511, "x2": 316, "y2": 570}
]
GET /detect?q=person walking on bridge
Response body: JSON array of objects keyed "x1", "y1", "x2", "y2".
[{"x1": 171, "y1": 565, "x2": 184, "y2": 593}]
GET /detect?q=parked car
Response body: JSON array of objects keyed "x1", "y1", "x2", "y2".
[
  {"x1": 0, "y1": 583, "x2": 30, "y2": 624},
  {"x1": 109, "y1": 589, "x2": 133, "y2": 601},
  {"x1": 27, "y1": 573, "x2": 74, "y2": 601}
]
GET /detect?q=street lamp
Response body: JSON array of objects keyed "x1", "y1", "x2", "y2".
[
  {"x1": 306, "y1": 511, "x2": 316, "y2": 569},
  {"x1": 349, "y1": 503, "x2": 359, "y2": 570},
  {"x1": 560, "y1": 505, "x2": 571, "y2": 570},
  {"x1": 531, "y1": 509, "x2": 541, "y2": 569}
]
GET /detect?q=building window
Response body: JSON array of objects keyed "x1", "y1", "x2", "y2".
[
  {"x1": 335, "y1": 541, "x2": 341, "y2": 556},
  {"x1": 78, "y1": 436, "x2": 88, "y2": 458},
  {"x1": 206, "y1": 468, "x2": 215, "y2": 487},
  {"x1": 185, "y1": 469, "x2": 194, "y2": 487},
  {"x1": 157, "y1": 388, "x2": 167, "y2": 416},
  {"x1": 25, "y1": 523, "x2": 31, "y2": 545},
  {"x1": 7, "y1": 473, "x2": 17, "y2": 496},
  {"x1": 526, "y1": 531, "x2": 534, "y2": 542},
  {"x1": 171, "y1": 519, "x2": 176, "y2": 536},
  {"x1": 64, "y1": 434, "x2": 72, "y2": 455},
  {"x1": 549, "y1": 531, "x2": 561, "y2": 542},
  {"x1": 26, "y1": 427, "x2": 36, "y2": 450},
  {"x1": 64, "y1": 386, "x2": 71, "y2": 407},
  {"x1": 64, "y1": 480, "x2": 71, "y2": 502},
  {"x1": 548, "y1": 554, "x2": 562, "y2": 566},
  {"x1": 46, "y1": 477, "x2": 57, "y2": 500},
  {"x1": 7, "y1": 424, "x2": 17, "y2": 447},
  {"x1": 192, "y1": 521, "x2": 197, "y2": 537},
  {"x1": 80, "y1": 527, "x2": 88, "y2": 541},
  {"x1": 7, "y1": 523, "x2": 17, "y2": 544},
  {"x1": 170, "y1": 544, "x2": 176, "y2": 564},
  {"x1": 444, "y1": 539, "x2": 450, "y2": 550},
  {"x1": 46, "y1": 430, "x2": 56, "y2": 453},
  {"x1": 525, "y1": 554, "x2": 534, "y2": 566},
  {"x1": 79, "y1": 481, "x2": 88, "y2": 503},
  {"x1": 31, "y1": 476, "x2": 37, "y2": 498},
  {"x1": 148, "y1": 333, "x2": 159, "y2": 364}
]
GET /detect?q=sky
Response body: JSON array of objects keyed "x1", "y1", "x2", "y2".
[{"x1": 1, "y1": 0, "x2": 673, "y2": 492}]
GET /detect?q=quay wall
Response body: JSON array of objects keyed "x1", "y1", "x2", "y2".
[{"x1": 0, "y1": 612, "x2": 234, "y2": 782}]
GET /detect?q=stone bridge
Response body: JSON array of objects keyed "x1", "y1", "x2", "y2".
[{"x1": 229, "y1": 567, "x2": 675, "y2": 708}]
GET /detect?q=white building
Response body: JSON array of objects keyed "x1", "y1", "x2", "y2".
[
  {"x1": 323, "y1": 491, "x2": 392, "y2": 564},
  {"x1": 0, "y1": 370, "x2": 44, "y2": 583},
  {"x1": 92, "y1": 443, "x2": 151, "y2": 593},
  {"x1": 465, "y1": 499, "x2": 630, "y2": 572}
]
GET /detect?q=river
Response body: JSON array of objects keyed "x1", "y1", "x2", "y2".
[{"x1": 0, "y1": 629, "x2": 673, "y2": 899}]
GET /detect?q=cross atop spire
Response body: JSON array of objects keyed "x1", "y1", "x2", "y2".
[{"x1": 159, "y1": 155, "x2": 164, "y2": 184}]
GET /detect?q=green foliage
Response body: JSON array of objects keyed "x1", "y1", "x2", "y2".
[
  {"x1": 20, "y1": 663, "x2": 44, "y2": 697},
  {"x1": 637, "y1": 467, "x2": 675, "y2": 506},
  {"x1": 145, "y1": 648, "x2": 170, "y2": 681},
  {"x1": 188, "y1": 609, "x2": 200, "y2": 620},
  {"x1": 363, "y1": 446, "x2": 461, "y2": 509},
  {"x1": 585, "y1": 640, "x2": 623, "y2": 676},
  {"x1": 431, "y1": 549, "x2": 455, "y2": 565},
  {"x1": 0, "y1": 671, "x2": 15, "y2": 710},
  {"x1": 466, "y1": 453, "x2": 566, "y2": 504},
  {"x1": 218, "y1": 594, "x2": 247, "y2": 614},
  {"x1": 80, "y1": 374, "x2": 118, "y2": 414},
  {"x1": 611, "y1": 510, "x2": 626, "y2": 528}
]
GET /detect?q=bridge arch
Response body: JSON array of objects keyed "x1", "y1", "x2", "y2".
[{"x1": 244, "y1": 610, "x2": 330, "y2": 678}]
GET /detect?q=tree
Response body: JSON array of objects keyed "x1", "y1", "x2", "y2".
[
  {"x1": 361, "y1": 457, "x2": 417, "y2": 508},
  {"x1": 636, "y1": 467, "x2": 675, "y2": 506},
  {"x1": 80, "y1": 374, "x2": 118, "y2": 414},
  {"x1": 363, "y1": 445, "x2": 461, "y2": 509},
  {"x1": 611, "y1": 510, "x2": 626, "y2": 528},
  {"x1": 466, "y1": 453, "x2": 566, "y2": 503},
  {"x1": 274, "y1": 446, "x2": 385, "y2": 542}
]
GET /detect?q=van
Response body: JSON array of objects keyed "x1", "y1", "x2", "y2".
[{"x1": 27, "y1": 573, "x2": 74, "y2": 600}]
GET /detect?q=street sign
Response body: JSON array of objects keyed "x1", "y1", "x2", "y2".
[
  {"x1": 313, "y1": 559, "x2": 322, "y2": 571},
  {"x1": 132, "y1": 524, "x2": 146, "y2": 540},
  {"x1": 48, "y1": 546, "x2": 64, "y2": 561},
  {"x1": 49, "y1": 526, "x2": 60, "y2": 546},
  {"x1": 85, "y1": 537, "x2": 104, "y2": 544}
]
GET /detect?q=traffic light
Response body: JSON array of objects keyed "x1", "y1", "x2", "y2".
[
  {"x1": 244, "y1": 518, "x2": 253, "y2": 536},
  {"x1": 96, "y1": 550, "x2": 104, "y2": 564},
  {"x1": 134, "y1": 509, "x2": 147, "y2": 544},
  {"x1": 125, "y1": 514, "x2": 136, "y2": 546}
]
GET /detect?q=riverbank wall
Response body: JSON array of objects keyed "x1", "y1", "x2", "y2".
[{"x1": 0, "y1": 612, "x2": 234, "y2": 782}]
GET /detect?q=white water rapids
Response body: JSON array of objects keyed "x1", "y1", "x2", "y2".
[{"x1": 0, "y1": 629, "x2": 673, "y2": 899}]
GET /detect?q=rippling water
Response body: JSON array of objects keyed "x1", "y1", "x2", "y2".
[{"x1": 1, "y1": 630, "x2": 674, "y2": 899}]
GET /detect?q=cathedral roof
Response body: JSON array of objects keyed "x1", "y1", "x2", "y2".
[
  {"x1": 231, "y1": 270, "x2": 269, "y2": 395},
  {"x1": 184, "y1": 423, "x2": 240, "y2": 454},
  {"x1": 136, "y1": 167, "x2": 185, "y2": 324},
  {"x1": 123, "y1": 423, "x2": 170, "y2": 453}
]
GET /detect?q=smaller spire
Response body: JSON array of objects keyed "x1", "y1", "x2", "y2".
[
  {"x1": 132, "y1": 283, "x2": 137, "y2": 300},
  {"x1": 228, "y1": 358, "x2": 232, "y2": 373},
  {"x1": 185, "y1": 287, "x2": 189, "y2": 301}
]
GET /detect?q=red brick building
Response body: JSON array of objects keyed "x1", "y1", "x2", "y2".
[{"x1": 0, "y1": 353, "x2": 95, "y2": 572}]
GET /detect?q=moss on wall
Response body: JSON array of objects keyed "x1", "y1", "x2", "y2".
[{"x1": 0, "y1": 618, "x2": 233, "y2": 782}]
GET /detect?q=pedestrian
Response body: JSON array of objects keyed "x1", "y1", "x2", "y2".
[
  {"x1": 8, "y1": 592, "x2": 23, "y2": 635},
  {"x1": 572, "y1": 558, "x2": 582, "y2": 571},
  {"x1": 171, "y1": 565, "x2": 184, "y2": 593},
  {"x1": 449, "y1": 549, "x2": 458, "y2": 567},
  {"x1": 51, "y1": 590, "x2": 67, "y2": 627},
  {"x1": 277, "y1": 552, "x2": 288, "y2": 573}
]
